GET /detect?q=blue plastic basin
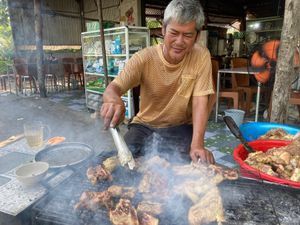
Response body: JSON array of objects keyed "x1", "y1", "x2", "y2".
[{"x1": 239, "y1": 122, "x2": 300, "y2": 141}]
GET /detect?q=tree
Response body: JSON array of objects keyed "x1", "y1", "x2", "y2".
[
  {"x1": 0, "y1": 0, "x2": 13, "y2": 73},
  {"x1": 270, "y1": 0, "x2": 300, "y2": 122}
]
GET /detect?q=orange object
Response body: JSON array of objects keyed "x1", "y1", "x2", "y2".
[
  {"x1": 250, "y1": 40, "x2": 280, "y2": 84},
  {"x1": 47, "y1": 136, "x2": 66, "y2": 145},
  {"x1": 262, "y1": 40, "x2": 280, "y2": 61},
  {"x1": 251, "y1": 51, "x2": 267, "y2": 67},
  {"x1": 254, "y1": 69, "x2": 271, "y2": 84}
]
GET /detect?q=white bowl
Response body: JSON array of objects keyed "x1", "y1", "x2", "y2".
[{"x1": 15, "y1": 162, "x2": 49, "y2": 187}]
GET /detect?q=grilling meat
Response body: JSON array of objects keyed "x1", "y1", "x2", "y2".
[
  {"x1": 74, "y1": 191, "x2": 113, "y2": 211},
  {"x1": 109, "y1": 198, "x2": 139, "y2": 225},
  {"x1": 138, "y1": 171, "x2": 170, "y2": 201},
  {"x1": 259, "y1": 128, "x2": 294, "y2": 140},
  {"x1": 175, "y1": 173, "x2": 224, "y2": 204},
  {"x1": 188, "y1": 187, "x2": 225, "y2": 225},
  {"x1": 138, "y1": 212, "x2": 159, "y2": 225},
  {"x1": 137, "y1": 201, "x2": 163, "y2": 216},
  {"x1": 107, "y1": 185, "x2": 136, "y2": 199},
  {"x1": 173, "y1": 162, "x2": 238, "y2": 181},
  {"x1": 137, "y1": 155, "x2": 170, "y2": 173},
  {"x1": 103, "y1": 156, "x2": 120, "y2": 173},
  {"x1": 86, "y1": 164, "x2": 112, "y2": 185}
]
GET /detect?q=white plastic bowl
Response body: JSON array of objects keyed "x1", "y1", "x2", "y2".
[{"x1": 15, "y1": 161, "x2": 49, "y2": 187}]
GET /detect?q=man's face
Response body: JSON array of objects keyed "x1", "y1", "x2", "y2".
[{"x1": 162, "y1": 19, "x2": 198, "y2": 64}]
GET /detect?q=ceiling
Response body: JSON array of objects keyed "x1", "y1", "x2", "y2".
[{"x1": 144, "y1": 0, "x2": 285, "y2": 26}]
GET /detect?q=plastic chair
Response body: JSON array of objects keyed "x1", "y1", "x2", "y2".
[
  {"x1": 43, "y1": 63, "x2": 58, "y2": 93},
  {"x1": 62, "y1": 57, "x2": 76, "y2": 90},
  {"x1": 13, "y1": 57, "x2": 37, "y2": 95},
  {"x1": 231, "y1": 57, "x2": 258, "y2": 114},
  {"x1": 208, "y1": 58, "x2": 241, "y2": 116},
  {"x1": 73, "y1": 57, "x2": 84, "y2": 87}
]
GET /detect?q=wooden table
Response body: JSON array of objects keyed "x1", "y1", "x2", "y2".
[{"x1": 215, "y1": 67, "x2": 262, "y2": 122}]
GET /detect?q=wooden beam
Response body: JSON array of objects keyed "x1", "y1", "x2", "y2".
[{"x1": 96, "y1": 0, "x2": 108, "y2": 87}]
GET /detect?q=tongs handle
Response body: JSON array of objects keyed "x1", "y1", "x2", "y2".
[
  {"x1": 223, "y1": 116, "x2": 255, "y2": 153},
  {"x1": 109, "y1": 127, "x2": 135, "y2": 170}
]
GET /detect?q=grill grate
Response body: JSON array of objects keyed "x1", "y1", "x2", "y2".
[{"x1": 31, "y1": 152, "x2": 300, "y2": 225}]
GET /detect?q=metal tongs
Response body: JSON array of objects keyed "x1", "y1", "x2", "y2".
[{"x1": 109, "y1": 127, "x2": 135, "y2": 170}]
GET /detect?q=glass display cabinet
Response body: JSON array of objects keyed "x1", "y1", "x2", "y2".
[{"x1": 81, "y1": 26, "x2": 150, "y2": 118}]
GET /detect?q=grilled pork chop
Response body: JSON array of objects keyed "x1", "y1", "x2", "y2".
[
  {"x1": 138, "y1": 212, "x2": 159, "y2": 225},
  {"x1": 86, "y1": 164, "x2": 112, "y2": 185},
  {"x1": 107, "y1": 185, "x2": 136, "y2": 199},
  {"x1": 137, "y1": 201, "x2": 163, "y2": 216},
  {"x1": 188, "y1": 188, "x2": 225, "y2": 225},
  {"x1": 109, "y1": 198, "x2": 139, "y2": 225},
  {"x1": 74, "y1": 191, "x2": 113, "y2": 211}
]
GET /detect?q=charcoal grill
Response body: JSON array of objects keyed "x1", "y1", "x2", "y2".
[{"x1": 31, "y1": 151, "x2": 300, "y2": 225}]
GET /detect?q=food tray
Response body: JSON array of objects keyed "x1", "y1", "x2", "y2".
[
  {"x1": 35, "y1": 142, "x2": 94, "y2": 169},
  {"x1": 232, "y1": 140, "x2": 300, "y2": 188}
]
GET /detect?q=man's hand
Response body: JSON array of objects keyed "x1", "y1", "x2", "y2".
[
  {"x1": 100, "y1": 83, "x2": 125, "y2": 129},
  {"x1": 190, "y1": 146, "x2": 215, "y2": 164},
  {"x1": 100, "y1": 102, "x2": 125, "y2": 129}
]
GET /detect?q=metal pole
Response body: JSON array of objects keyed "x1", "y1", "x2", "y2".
[
  {"x1": 215, "y1": 71, "x2": 221, "y2": 122},
  {"x1": 96, "y1": 0, "x2": 108, "y2": 87},
  {"x1": 255, "y1": 82, "x2": 261, "y2": 122}
]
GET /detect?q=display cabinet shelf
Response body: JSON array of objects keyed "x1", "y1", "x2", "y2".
[{"x1": 81, "y1": 26, "x2": 150, "y2": 118}]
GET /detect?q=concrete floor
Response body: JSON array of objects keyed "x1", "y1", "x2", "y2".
[{"x1": 0, "y1": 92, "x2": 115, "y2": 156}]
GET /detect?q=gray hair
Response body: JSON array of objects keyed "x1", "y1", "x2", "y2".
[{"x1": 163, "y1": 0, "x2": 205, "y2": 31}]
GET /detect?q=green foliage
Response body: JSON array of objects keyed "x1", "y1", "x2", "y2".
[
  {"x1": 146, "y1": 20, "x2": 162, "y2": 29},
  {"x1": 0, "y1": 0, "x2": 13, "y2": 73}
]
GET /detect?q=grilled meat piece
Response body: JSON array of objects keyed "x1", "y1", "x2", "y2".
[
  {"x1": 172, "y1": 164, "x2": 209, "y2": 177},
  {"x1": 137, "y1": 155, "x2": 170, "y2": 173},
  {"x1": 109, "y1": 198, "x2": 139, "y2": 225},
  {"x1": 86, "y1": 164, "x2": 112, "y2": 185},
  {"x1": 138, "y1": 171, "x2": 152, "y2": 193},
  {"x1": 290, "y1": 168, "x2": 300, "y2": 181},
  {"x1": 188, "y1": 188, "x2": 225, "y2": 225},
  {"x1": 103, "y1": 156, "x2": 120, "y2": 173},
  {"x1": 138, "y1": 171, "x2": 170, "y2": 202},
  {"x1": 107, "y1": 185, "x2": 136, "y2": 199},
  {"x1": 137, "y1": 201, "x2": 163, "y2": 216},
  {"x1": 222, "y1": 169, "x2": 239, "y2": 180},
  {"x1": 173, "y1": 162, "x2": 238, "y2": 180},
  {"x1": 74, "y1": 191, "x2": 113, "y2": 211},
  {"x1": 259, "y1": 128, "x2": 293, "y2": 140},
  {"x1": 175, "y1": 173, "x2": 224, "y2": 204},
  {"x1": 138, "y1": 212, "x2": 159, "y2": 225}
]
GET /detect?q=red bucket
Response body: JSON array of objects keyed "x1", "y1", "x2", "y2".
[{"x1": 233, "y1": 140, "x2": 300, "y2": 188}]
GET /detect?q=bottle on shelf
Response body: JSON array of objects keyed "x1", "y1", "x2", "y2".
[{"x1": 114, "y1": 35, "x2": 122, "y2": 54}]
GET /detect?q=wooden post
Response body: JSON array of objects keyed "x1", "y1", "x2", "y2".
[
  {"x1": 34, "y1": 0, "x2": 46, "y2": 97},
  {"x1": 96, "y1": 0, "x2": 109, "y2": 87},
  {"x1": 78, "y1": 0, "x2": 86, "y2": 32},
  {"x1": 270, "y1": 0, "x2": 300, "y2": 122}
]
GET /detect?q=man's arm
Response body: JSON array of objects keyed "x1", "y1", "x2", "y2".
[
  {"x1": 100, "y1": 83, "x2": 126, "y2": 129},
  {"x1": 190, "y1": 95, "x2": 215, "y2": 164}
]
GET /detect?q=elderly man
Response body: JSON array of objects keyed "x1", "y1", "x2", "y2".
[{"x1": 101, "y1": 0, "x2": 215, "y2": 164}]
